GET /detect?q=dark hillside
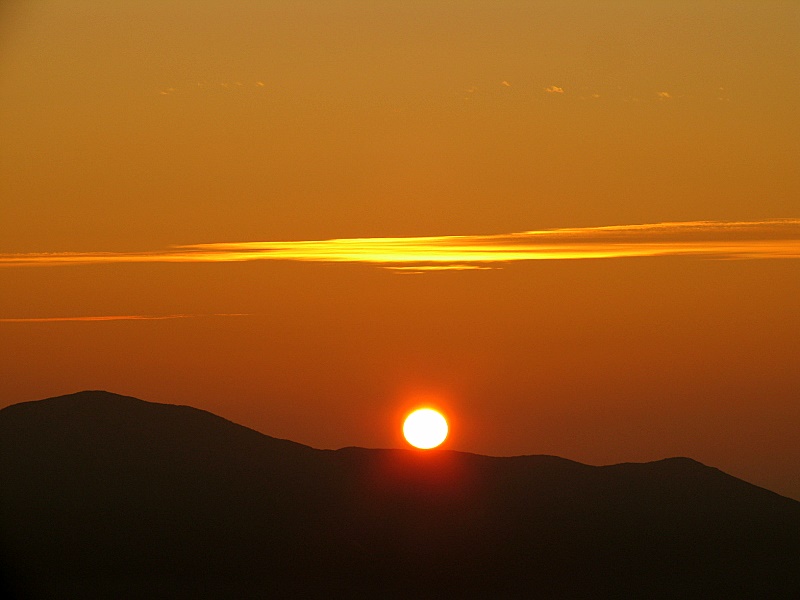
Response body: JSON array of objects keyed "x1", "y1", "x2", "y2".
[{"x1": 2, "y1": 391, "x2": 798, "y2": 598}]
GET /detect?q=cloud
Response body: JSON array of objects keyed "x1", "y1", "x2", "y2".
[
  {"x1": 1, "y1": 220, "x2": 798, "y2": 271},
  {"x1": 386, "y1": 265, "x2": 498, "y2": 274},
  {"x1": 0, "y1": 314, "x2": 249, "y2": 323},
  {"x1": 657, "y1": 91, "x2": 671, "y2": 99},
  {"x1": 501, "y1": 81, "x2": 512, "y2": 87},
  {"x1": 545, "y1": 86, "x2": 564, "y2": 94}
]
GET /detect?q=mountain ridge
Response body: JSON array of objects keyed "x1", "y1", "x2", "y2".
[
  {"x1": 2, "y1": 390, "x2": 798, "y2": 598},
  {"x1": 3, "y1": 390, "x2": 771, "y2": 482}
]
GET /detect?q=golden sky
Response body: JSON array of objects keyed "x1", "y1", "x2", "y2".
[{"x1": 1, "y1": 1, "x2": 798, "y2": 498}]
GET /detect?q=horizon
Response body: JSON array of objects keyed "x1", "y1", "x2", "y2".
[
  {"x1": 2, "y1": 1, "x2": 799, "y2": 503},
  {"x1": 7, "y1": 386, "x2": 800, "y2": 502}
]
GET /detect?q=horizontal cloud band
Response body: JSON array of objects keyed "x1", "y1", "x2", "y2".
[{"x1": 2, "y1": 220, "x2": 798, "y2": 270}]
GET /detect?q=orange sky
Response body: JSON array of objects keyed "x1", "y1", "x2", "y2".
[{"x1": 1, "y1": 1, "x2": 798, "y2": 499}]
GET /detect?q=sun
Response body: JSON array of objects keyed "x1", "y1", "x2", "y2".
[{"x1": 403, "y1": 408, "x2": 448, "y2": 449}]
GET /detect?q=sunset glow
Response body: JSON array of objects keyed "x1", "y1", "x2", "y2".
[{"x1": 2, "y1": 0, "x2": 799, "y2": 504}]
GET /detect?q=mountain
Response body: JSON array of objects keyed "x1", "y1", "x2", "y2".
[{"x1": 1, "y1": 391, "x2": 798, "y2": 599}]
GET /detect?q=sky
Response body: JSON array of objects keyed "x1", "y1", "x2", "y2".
[{"x1": 1, "y1": 1, "x2": 798, "y2": 499}]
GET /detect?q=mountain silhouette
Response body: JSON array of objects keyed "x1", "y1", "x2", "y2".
[{"x1": 1, "y1": 390, "x2": 798, "y2": 598}]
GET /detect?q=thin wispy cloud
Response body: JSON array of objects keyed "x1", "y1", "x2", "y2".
[
  {"x1": 0, "y1": 314, "x2": 250, "y2": 323},
  {"x1": 1, "y1": 220, "x2": 798, "y2": 271},
  {"x1": 386, "y1": 265, "x2": 498, "y2": 274},
  {"x1": 158, "y1": 80, "x2": 268, "y2": 96}
]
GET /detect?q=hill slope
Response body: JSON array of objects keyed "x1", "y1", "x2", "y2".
[{"x1": 2, "y1": 391, "x2": 799, "y2": 598}]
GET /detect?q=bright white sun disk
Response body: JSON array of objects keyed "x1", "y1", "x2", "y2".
[{"x1": 403, "y1": 408, "x2": 448, "y2": 449}]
